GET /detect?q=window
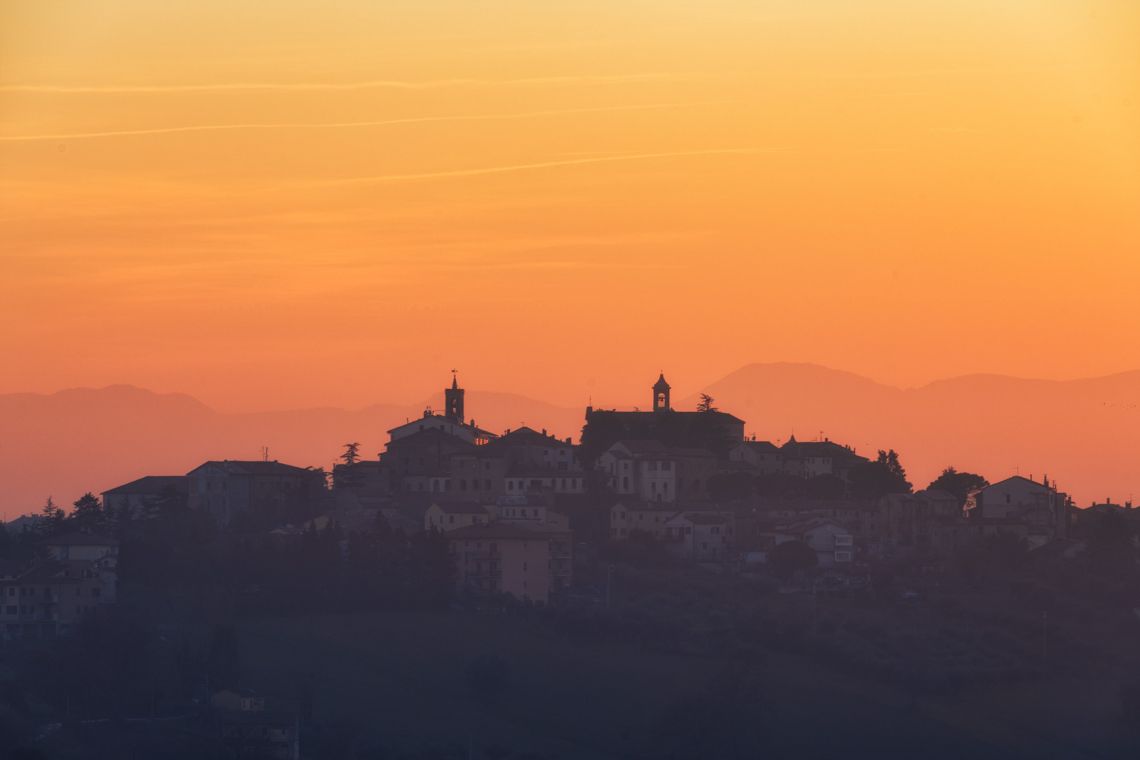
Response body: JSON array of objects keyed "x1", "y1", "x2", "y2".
[{"x1": 835, "y1": 551, "x2": 853, "y2": 562}]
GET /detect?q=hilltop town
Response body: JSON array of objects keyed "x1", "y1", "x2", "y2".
[{"x1": 0, "y1": 372, "x2": 1138, "y2": 758}]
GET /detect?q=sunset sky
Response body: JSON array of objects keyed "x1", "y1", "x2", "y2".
[{"x1": 2, "y1": 1, "x2": 1138, "y2": 412}]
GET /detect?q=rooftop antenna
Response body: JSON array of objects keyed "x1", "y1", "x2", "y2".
[{"x1": 261, "y1": 446, "x2": 269, "y2": 462}]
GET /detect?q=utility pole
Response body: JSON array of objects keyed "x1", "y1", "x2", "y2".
[{"x1": 605, "y1": 563, "x2": 613, "y2": 609}]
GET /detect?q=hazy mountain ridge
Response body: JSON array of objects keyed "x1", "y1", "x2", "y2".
[
  {"x1": 681, "y1": 363, "x2": 1140, "y2": 504},
  {"x1": 0, "y1": 385, "x2": 584, "y2": 516},
  {"x1": 4, "y1": 364, "x2": 1139, "y2": 515}
]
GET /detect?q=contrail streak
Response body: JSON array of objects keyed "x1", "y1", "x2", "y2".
[
  {"x1": 0, "y1": 72, "x2": 688, "y2": 94},
  {"x1": 0, "y1": 102, "x2": 717, "y2": 142},
  {"x1": 317, "y1": 148, "x2": 768, "y2": 185}
]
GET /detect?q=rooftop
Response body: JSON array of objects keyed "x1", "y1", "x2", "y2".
[{"x1": 102, "y1": 475, "x2": 187, "y2": 496}]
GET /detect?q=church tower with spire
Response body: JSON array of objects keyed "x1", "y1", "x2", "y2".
[
  {"x1": 445, "y1": 370, "x2": 465, "y2": 424},
  {"x1": 653, "y1": 372, "x2": 671, "y2": 413}
]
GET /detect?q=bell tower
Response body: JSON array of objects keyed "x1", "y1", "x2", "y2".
[
  {"x1": 445, "y1": 370, "x2": 465, "y2": 424},
  {"x1": 652, "y1": 372, "x2": 671, "y2": 413}
]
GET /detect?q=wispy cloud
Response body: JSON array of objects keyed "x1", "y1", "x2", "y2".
[
  {"x1": 314, "y1": 148, "x2": 772, "y2": 186},
  {"x1": 0, "y1": 72, "x2": 690, "y2": 95},
  {"x1": 0, "y1": 102, "x2": 718, "y2": 143}
]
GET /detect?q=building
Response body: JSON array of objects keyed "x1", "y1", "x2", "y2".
[
  {"x1": 777, "y1": 437, "x2": 869, "y2": 480},
  {"x1": 597, "y1": 440, "x2": 718, "y2": 503},
  {"x1": 386, "y1": 374, "x2": 497, "y2": 446},
  {"x1": 384, "y1": 427, "x2": 476, "y2": 495},
  {"x1": 877, "y1": 489, "x2": 965, "y2": 558},
  {"x1": 580, "y1": 373, "x2": 746, "y2": 462},
  {"x1": 487, "y1": 426, "x2": 586, "y2": 500},
  {"x1": 761, "y1": 519, "x2": 855, "y2": 567},
  {"x1": 447, "y1": 522, "x2": 568, "y2": 603},
  {"x1": 0, "y1": 536, "x2": 118, "y2": 640},
  {"x1": 728, "y1": 440, "x2": 782, "y2": 474},
  {"x1": 965, "y1": 475, "x2": 1070, "y2": 547},
  {"x1": 609, "y1": 500, "x2": 677, "y2": 540},
  {"x1": 663, "y1": 511, "x2": 735, "y2": 561},
  {"x1": 101, "y1": 475, "x2": 187, "y2": 518},
  {"x1": 424, "y1": 501, "x2": 491, "y2": 532},
  {"x1": 186, "y1": 460, "x2": 327, "y2": 528}
]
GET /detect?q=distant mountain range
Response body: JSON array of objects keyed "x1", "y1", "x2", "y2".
[{"x1": 3, "y1": 363, "x2": 1139, "y2": 516}]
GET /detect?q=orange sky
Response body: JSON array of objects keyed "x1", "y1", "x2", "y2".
[{"x1": 2, "y1": 1, "x2": 1139, "y2": 412}]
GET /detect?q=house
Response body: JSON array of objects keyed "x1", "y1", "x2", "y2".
[
  {"x1": 597, "y1": 440, "x2": 717, "y2": 504},
  {"x1": 423, "y1": 501, "x2": 491, "y2": 532},
  {"x1": 0, "y1": 557, "x2": 116, "y2": 639},
  {"x1": 759, "y1": 519, "x2": 855, "y2": 567},
  {"x1": 777, "y1": 437, "x2": 869, "y2": 481},
  {"x1": 609, "y1": 501, "x2": 678, "y2": 540},
  {"x1": 728, "y1": 440, "x2": 782, "y2": 474},
  {"x1": 382, "y1": 427, "x2": 476, "y2": 495},
  {"x1": 41, "y1": 532, "x2": 118, "y2": 563},
  {"x1": 187, "y1": 460, "x2": 327, "y2": 528},
  {"x1": 663, "y1": 511, "x2": 735, "y2": 561},
  {"x1": 101, "y1": 475, "x2": 187, "y2": 518},
  {"x1": 877, "y1": 489, "x2": 965, "y2": 558},
  {"x1": 965, "y1": 475, "x2": 1070, "y2": 547},
  {"x1": 447, "y1": 522, "x2": 563, "y2": 603}
]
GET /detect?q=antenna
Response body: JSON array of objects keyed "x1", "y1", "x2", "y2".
[{"x1": 261, "y1": 446, "x2": 269, "y2": 462}]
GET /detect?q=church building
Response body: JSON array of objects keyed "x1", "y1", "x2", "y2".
[
  {"x1": 386, "y1": 372, "x2": 497, "y2": 446},
  {"x1": 579, "y1": 373, "x2": 745, "y2": 463}
]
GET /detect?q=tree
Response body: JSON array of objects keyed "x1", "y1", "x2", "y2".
[
  {"x1": 70, "y1": 492, "x2": 105, "y2": 533},
  {"x1": 696, "y1": 393, "x2": 717, "y2": 413},
  {"x1": 768, "y1": 540, "x2": 818, "y2": 581},
  {"x1": 849, "y1": 449, "x2": 912, "y2": 499},
  {"x1": 927, "y1": 467, "x2": 988, "y2": 506},
  {"x1": 340, "y1": 442, "x2": 362, "y2": 466},
  {"x1": 38, "y1": 497, "x2": 65, "y2": 536}
]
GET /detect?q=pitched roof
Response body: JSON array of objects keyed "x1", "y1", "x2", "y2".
[
  {"x1": 739, "y1": 440, "x2": 779, "y2": 453},
  {"x1": 780, "y1": 439, "x2": 866, "y2": 461},
  {"x1": 490, "y1": 426, "x2": 573, "y2": 448},
  {"x1": 102, "y1": 475, "x2": 186, "y2": 496},
  {"x1": 387, "y1": 413, "x2": 497, "y2": 439},
  {"x1": 189, "y1": 460, "x2": 319, "y2": 478},
  {"x1": 983, "y1": 475, "x2": 1058, "y2": 493}
]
